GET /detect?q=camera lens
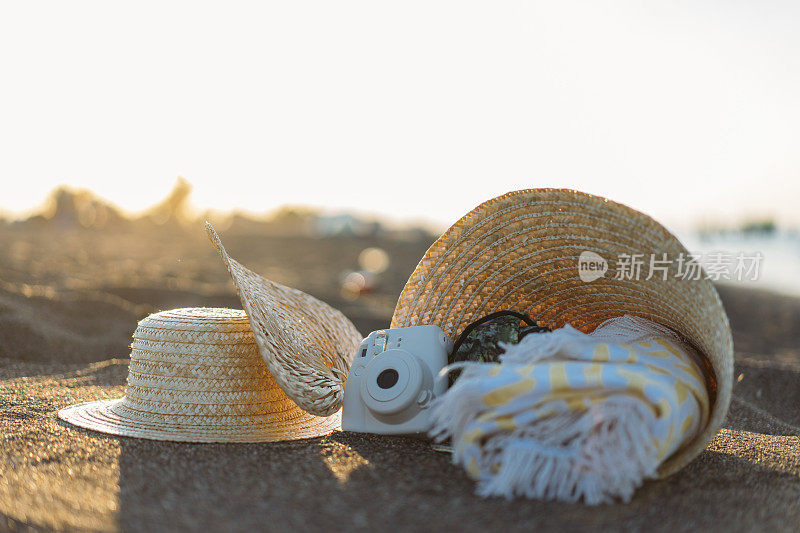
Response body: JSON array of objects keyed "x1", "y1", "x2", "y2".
[{"x1": 376, "y1": 368, "x2": 399, "y2": 389}]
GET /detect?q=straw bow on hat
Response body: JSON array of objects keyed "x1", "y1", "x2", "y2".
[{"x1": 206, "y1": 223, "x2": 363, "y2": 417}]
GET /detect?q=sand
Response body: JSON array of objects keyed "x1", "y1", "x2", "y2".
[{"x1": 1, "y1": 220, "x2": 799, "y2": 531}]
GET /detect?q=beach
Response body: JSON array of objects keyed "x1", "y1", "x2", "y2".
[{"x1": 1, "y1": 216, "x2": 798, "y2": 532}]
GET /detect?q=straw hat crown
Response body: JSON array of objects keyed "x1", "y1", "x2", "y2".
[{"x1": 58, "y1": 307, "x2": 341, "y2": 442}]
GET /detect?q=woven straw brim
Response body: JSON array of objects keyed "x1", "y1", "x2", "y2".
[
  {"x1": 391, "y1": 189, "x2": 733, "y2": 476},
  {"x1": 58, "y1": 399, "x2": 341, "y2": 442}
]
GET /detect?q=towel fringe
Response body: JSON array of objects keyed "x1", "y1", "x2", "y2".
[{"x1": 430, "y1": 394, "x2": 660, "y2": 505}]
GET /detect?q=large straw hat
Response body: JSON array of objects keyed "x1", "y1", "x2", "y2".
[
  {"x1": 206, "y1": 224, "x2": 363, "y2": 417},
  {"x1": 391, "y1": 189, "x2": 733, "y2": 476},
  {"x1": 59, "y1": 307, "x2": 341, "y2": 442}
]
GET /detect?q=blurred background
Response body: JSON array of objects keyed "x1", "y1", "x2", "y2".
[{"x1": 1, "y1": 1, "x2": 799, "y2": 363}]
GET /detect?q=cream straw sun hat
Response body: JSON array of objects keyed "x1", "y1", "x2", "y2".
[
  {"x1": 391, "y1": 189, "x2": 733, "y2": 476},
  {"x1": 59, "y1": 226, "x2": 363, "y2": 441},
  {"x1": 58, "y1": 308, "x2": 342, "y2": 442}
]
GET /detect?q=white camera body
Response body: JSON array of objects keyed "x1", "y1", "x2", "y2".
[{"x1": 342, "y1": 325, "x2": 452, "y2": 435}]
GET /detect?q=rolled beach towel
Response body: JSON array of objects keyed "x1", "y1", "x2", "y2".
[{"x1": 428, "y1": 315, "x2": 709, "y2": 504}]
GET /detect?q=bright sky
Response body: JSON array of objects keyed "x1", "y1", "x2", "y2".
[{"x1": 1, "y1": 1, "x2": 799, "y2": 229}]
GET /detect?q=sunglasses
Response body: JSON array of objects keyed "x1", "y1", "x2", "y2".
[{"x1": 450, "y1": 310, "x2": 550, "y2": 369}]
